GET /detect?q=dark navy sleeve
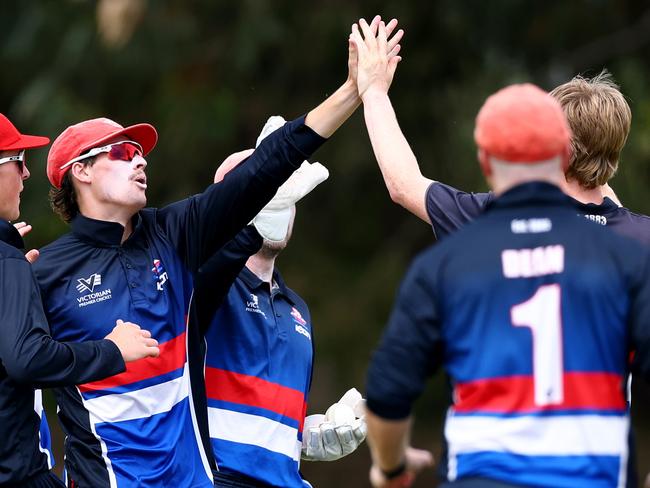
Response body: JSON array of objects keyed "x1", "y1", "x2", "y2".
[
  {"x1": 629, "y1": 246, "x2": 650, "y2": 382},
  {"x1": 157, "y1": 115, "x2": 326, "y2": 272},
  {"x1": 366, "y1": 251, "x2": 444, "y2": 419},
  {"x1": 193, "y1": 226, "x2": 263, "y2": 334},
  {"x1": 0, "y1": 256, "x2": 125, "y2": 387},
  {"x1": 425, "y1": 182, "x2": 493, "y2": 239}
]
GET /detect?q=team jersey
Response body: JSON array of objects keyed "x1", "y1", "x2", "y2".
[
  {"x1": 425, "y1": 181, "x2": 650, "y2": 245},
  {"x1": 425, "y1": 181, "x2": 649, "y2": 486},
  {"x1": 205, "y1": 267, "x2": 314, "y2": 488},
  {"x1": 32, "y1": 117, "x2": 325, "y2": 487},
  {"x1": 367, "y1": 183, "x2": 650, "y2": 488}
]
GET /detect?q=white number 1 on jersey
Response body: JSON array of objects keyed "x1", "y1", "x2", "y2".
[{"x1": 510, "y1": 284, "x2": 564, "y2": 406}]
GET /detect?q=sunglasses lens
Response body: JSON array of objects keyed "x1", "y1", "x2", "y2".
[{"x1": 108, "y1": 143, "x2": 142, "y2": 162}]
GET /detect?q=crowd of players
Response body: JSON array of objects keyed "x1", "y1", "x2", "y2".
[{"x1": 0, "y1": 14, "x2": 648, "y2": 488}]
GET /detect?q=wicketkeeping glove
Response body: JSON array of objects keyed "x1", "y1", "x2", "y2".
[
  {"x1": 251, "y1": 116, "x2": 329, "y2": 242},
  {"x1": 301, "y1": 388, "x2": 367, "y2": 462}
]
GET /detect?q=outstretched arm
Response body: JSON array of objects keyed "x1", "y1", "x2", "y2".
[
  {"x1": 362, "y1": 90, "x2": 433, "y2": 223},
  {"x1": 304, "y1": 75, "x2": 360, "y2": 140},
  {"x1": 0, "y1": 257, "x2": 129, "y2": 387},
  {"x1": 304, "y1": 15, "x2": 394, "y2": 138},
  {"x1": 305, "y1": 15, "x2": 384, "y2": 138},
  {"x1": 159, "y1": 16, "x2": 402, "y2": 272},
  {"x1": 352, "y1": 19, "x2": 433, "y2": 223}
]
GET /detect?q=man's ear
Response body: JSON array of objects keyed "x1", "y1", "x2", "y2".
[
  {"x1": 478, "y1": 148, "x2": 492, "y2": 177},
  {"x1": 70, "y1": 162, "x2": 92, "y2": 184}
]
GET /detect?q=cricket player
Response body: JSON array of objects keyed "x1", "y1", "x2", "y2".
[
  {"x1": 199, "y1": 117, "x2": 367, "y2": 488},
  {"x1": 352, "y1": 23, "x2": 650, "y2": 484},
  {"x1": 30, "y1": 16, "x2": 395, "y2": 487},
  {"x1": 0, "y1": 114, "x2": 159, "y2": 488},
  {"x1": 357, "y1": 64, "x2": 649, "y2": 244},
  {"x1": 353, "y1": 24, "x2": 649, "y2": 485}
]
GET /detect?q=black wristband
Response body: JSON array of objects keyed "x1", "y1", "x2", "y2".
[{"x1": 381, "y1": 461, "x2": 407, "y2": 480}]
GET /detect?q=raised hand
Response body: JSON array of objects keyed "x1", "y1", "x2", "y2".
[
  {"x1": 249, "y1": 116, "x2": 329, "y2": 242},
  {"x1": 105, "y1": 319, "x2": 160, "y2": 362},
  {"x1": 351, "y1": 17, "x2": 404, "y2": 98},
  {"x1": 347, "y1": 15, "x2": 380, "y2": 87},
  {"x1": 348, "y1": 16, "x2": 401, "y2": 87}
]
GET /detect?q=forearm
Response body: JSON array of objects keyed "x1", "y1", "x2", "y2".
[
  {"x1": 362, "y1": 89, "x2": 432, "y2": 222},
  {"x1": 194, "y1": 226, "x2": 262, "y2": 332},
  {"x1": 0, "y1": 259, "x2": 124, "y2": 387},
  {"x1": 21, "y1": 339, "x2": 125, "y2": 388},
  {"x1": 305, "y1": 79, "x2": 360, "y2": 138},
  {"x1": 366, "y1": 410, "x2": 412, "y2": 471},
  {"x1": 160, "y1": 116, "x2": 325, "y2": 271}
]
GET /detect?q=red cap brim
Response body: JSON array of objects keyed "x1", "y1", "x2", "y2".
[
  {"x1": 75, "y1": 123, "x2": 158, "y2": 159},
  {"x1": 2, "y1": 134, "x2": 50, "y2": 151}
]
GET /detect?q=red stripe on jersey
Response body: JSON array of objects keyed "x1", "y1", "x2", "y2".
[
  {"x1": 454, "y1": 372, "x2": 626, "y2": 414},
  {"x1": 79, "y1": 333, "x2": 186, "y2": 393},
  {"x1": 205, "y1": 367, "x2": 306, "y2": 429}
]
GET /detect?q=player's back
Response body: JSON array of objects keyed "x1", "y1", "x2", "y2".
[{"x1": 430, "y1": 183, "x2": 647, "y2": 487}]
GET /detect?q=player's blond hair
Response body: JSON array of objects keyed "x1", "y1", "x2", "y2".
[{"x1": 550, "y1": 71, "x2": 631, "y2": 189}]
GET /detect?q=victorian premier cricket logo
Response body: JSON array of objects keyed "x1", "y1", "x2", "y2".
[
  {"x1": 76, "y1": 273, "x2": 112, "y2": 307},
  {"x1": 245, "y1": 293, "x2": 266, "y2": 317}
]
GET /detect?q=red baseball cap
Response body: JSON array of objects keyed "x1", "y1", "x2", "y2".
[
  {"x1": 474, "y1": 84, "x2": 571, "y2": 163},
  {"x1": 0, "y1": 113, "x2": 50, "y2": 151},
  {"x1": 47, "y1": 117, "x2": 158, "y2": 188}
]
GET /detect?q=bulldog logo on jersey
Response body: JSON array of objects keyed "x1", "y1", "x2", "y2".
[
  {"x1": 151, "y1": 259, "x2": 169, "y2": 291},
  {"x1": 291, "y1": 307, "x2": 311, "y2": 340},
  {"x1": 290, "y1": 307, "x2": 307, "y2": 326}
]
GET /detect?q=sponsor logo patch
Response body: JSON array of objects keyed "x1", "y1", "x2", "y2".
[
  {"x1": 291, "y1": 307, "x2": 311, "y2": 340},
  {"x1": 76, "y1": 273, "x2": 112, "y2": 307},
  {"x1": 151, "y1": 259, "x2": 169, "y2": 291},
  {"x1": 290, "y1": 307, "x2": 307, "y2": 326},
  {"x1": 76, "y1": 273, "x2": 102, "y2": 293},
  {"x1": 245, "y1": 293, "x2": 266, "y2": 317}
]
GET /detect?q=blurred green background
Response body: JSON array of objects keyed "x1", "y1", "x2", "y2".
[{"x1": 2, "y1": 1, "x2": 650, "y2": 486}]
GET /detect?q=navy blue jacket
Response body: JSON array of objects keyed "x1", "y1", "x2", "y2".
[
  {"x1": 424, "y1": 180, "x2": 649, "y2": 486},
  {"x1": 368, "y1": 183, "x2": 650, "y2": 486},
  {"x1": 0, "y1": 220, "x2": 124, "y2": 486}
]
